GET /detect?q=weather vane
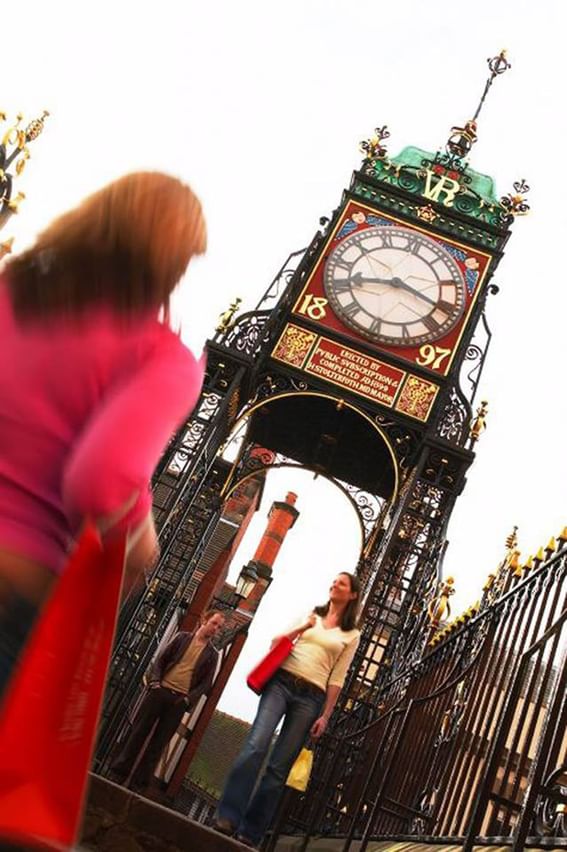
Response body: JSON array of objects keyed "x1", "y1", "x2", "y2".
[{"x1": 445, "y1": 50, "x2": 511, "y2": 161}]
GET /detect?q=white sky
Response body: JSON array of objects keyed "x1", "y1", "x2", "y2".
[{"x1": 4, "y1": 0, "x2": 566, "y2": 720}]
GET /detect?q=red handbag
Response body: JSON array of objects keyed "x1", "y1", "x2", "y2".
[
  {"x1": 246, "y1": 636, "x2": 294, "y2": 695},
  {"x1": 0, "y1": 523, "x2": 125, "y2": 850}
]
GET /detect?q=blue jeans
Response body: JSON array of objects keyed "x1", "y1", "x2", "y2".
[{"x1": 216, "y1": 670, "x2": 325, "y2": 845}]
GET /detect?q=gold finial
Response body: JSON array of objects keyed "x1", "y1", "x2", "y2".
[
  {"x1": 216, "y1": 297, "x2": 242, "y2": 333},
  {"x1": 7, "y1": 191, "x2": 25, "y2": 213},
  {"x1": 483, "y1": 572, "x2": 496, "y2": 591},
  {"x1": 0, "y1": 238, "x2": 14, "y2": 258},
  {"x1": 469, "y1": 400, "x2": 488, "y2": 444},
  {"x1": 559, "y1": 526, "x2": 567, "y2": 542},
  {"x1": 545, "y1": 536, "x2": 557, "y2": 556},
  {"x1": 427, "y1": 576, "x2": 455, "y2": 629},
  {"x1": 25, "y1": 110, "x2": 49, "y2": 142},
  {"x1": 360, "y1": 125, "x2": 390, "y2": 161},
  {"x1": 534, "y1": 546, "x2": 545, "y2": 564},
  {"x1": 505, "y1": 525, "x2": 518, "y2": 551}
]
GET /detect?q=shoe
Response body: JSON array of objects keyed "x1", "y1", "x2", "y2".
[{"x1": 211, "y1": 817, "x2": 236, "y2": 836}]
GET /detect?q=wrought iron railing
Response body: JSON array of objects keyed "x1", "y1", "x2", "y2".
[{"x1": 269, "y1": 537, "x2": 567, "y2": 851}]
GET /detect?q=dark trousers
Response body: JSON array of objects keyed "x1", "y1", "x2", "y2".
[
  {"x1": 111, "y1": 686, "x2": 188, "y2": 787},
  {"x1": 0, "y1": 593, "x2": 37, "y2": 701}
]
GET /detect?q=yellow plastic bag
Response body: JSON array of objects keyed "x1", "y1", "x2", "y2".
[{"x1": 286, "y1": 747, "x2": 313, "y2": 792}]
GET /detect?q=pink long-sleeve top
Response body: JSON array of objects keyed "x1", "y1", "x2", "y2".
[{"x1": 0, "y1": 279, "x2": 205, "y2": 573}]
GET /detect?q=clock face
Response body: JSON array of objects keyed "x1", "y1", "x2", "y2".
[{"x1": 323, "y1": 225, "x2": 466, "y2": 346}]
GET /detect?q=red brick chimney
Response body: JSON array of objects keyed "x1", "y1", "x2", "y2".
[{"x1": 241, "y1": 491, "x2": 299, "y2": 613}]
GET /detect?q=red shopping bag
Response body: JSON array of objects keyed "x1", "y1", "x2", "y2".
[
  {"x1": 0, "y1": 523, "x2": 125, "y2": 850},
  {"x1": 246, "y1": 636, "x2": 294, "y2": 695}
]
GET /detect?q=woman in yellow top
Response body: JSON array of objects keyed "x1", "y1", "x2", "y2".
[{"x1": 214, "y1": 572, "x2": 361, "y2": 849}]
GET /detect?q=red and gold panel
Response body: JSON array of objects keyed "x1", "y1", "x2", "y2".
[
  {"x1": 272, "y1": 323, "x2": 439, "y2": 422},
  {"x1": 291, "y1": 199, "x2": 493, "y2": 378}
]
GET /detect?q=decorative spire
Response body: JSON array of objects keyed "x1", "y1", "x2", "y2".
[{"x1": 445, "y1": 50, "x2": 511, "y2": 161}]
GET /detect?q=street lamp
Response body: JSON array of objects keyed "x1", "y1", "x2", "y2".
[{"x1": 234, "y1": 562, "x2": 259, "y2": 602}]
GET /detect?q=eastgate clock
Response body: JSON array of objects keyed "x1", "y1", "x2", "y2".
[{"x1": 323, "y1": 225, "x2": 466, "y2": 347}]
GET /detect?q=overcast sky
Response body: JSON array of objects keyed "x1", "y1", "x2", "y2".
[{"x1": 5, "y1": 0, "x2": 566, "y2": 720}]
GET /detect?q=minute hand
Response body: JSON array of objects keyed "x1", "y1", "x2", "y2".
[{"x1": 353, "y1": 273, "x2": 438, "y2": 307}]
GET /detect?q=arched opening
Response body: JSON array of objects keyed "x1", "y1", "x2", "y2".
[{"x1": 223, "y1": 390, "x2": 399, "y2": 507}]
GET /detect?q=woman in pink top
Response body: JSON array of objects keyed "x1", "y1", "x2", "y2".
[{"x1": 0, "y1": 171, "x2": 207, "y2": 695}]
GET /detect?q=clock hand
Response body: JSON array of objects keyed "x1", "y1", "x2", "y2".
[
  {"x1": 352, "y1": 272, "x2": 438, "y2": 307},
  {"x1": 351, "y1": 271, "x2": 392, "y2": 287},
  {"x1": 389, "y1": 277, "x2": 438, "y2": 307}
]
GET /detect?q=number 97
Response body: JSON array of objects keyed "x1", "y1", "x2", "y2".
[{"x1": 416, "y1": 344, "x2": 451, "y2": 371}]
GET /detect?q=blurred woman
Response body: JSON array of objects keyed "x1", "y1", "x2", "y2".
[
  {"x1": 0, "y1": 172, "x2": 207, "y2": 695},
  {"x1": 214, "y1": 572, "x2": 361, "y2": 849}
]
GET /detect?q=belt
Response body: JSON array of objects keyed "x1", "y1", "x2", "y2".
[
  {"x1": 278, "y1": 669, "x2": 325, "y2": 698},
  {"x1": 160, "y1": 686, "x2": 188, "y2": 700}
]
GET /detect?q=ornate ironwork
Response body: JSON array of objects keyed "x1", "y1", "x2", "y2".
[
  {"x1": 255, "y1": 249, "x2": 307, "y2": 313},
  {"x1": 435, "y1": 385, "x2": 471, "y2": 446},
  {"x1": 442, "y1": 50, "x2": 511, "y2": 167},
  {"x1": 359, "y1": 125, "x2": 390, "y2": 162},
  {"x1": 534, "y1": 766, "x2": 567, "y2": 839},
  {"x1": 215, "y1": 310, "x2": 272, "y2": 358},
  {"x1": 0, "y1": 110, "x2": 48, "y2": 235},
  {"x1": 499, "y1": 178, "x2": 531, "y2": 225},
  {"x1": 274, "y1": 539, "x2": 566, "y2": 850}
]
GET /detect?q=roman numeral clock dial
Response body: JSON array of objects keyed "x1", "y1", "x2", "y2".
[{"x1": 323, "y1": 226, "x2": 466, "y2": 347}]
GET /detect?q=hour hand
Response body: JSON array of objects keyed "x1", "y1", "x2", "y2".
[{"x1": 351, "y1": 272, "x2": 391, "y2": 287}]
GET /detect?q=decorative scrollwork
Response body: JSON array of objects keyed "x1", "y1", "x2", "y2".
[
  {"x1": 255, "y1": 249, "x2": 306, "y2": 312},
  {"x1": 499, "y1": 178, "x2": 531, "y2": 225},
  {"x1": 360, "y1": 125, "x2": 391, "y2": 162},
  {"x1": 534, "y1": 766, "x2": 567, "y2": 838},
  {"x1": 218, "y1": 311, "x2": 272, "y2": 358},
  {"x1": 435, "y1": 385, "x2": 471, "y2": 447},
  {"x1": 252, "y1": 371, "x2": 310, "y2": 402}
]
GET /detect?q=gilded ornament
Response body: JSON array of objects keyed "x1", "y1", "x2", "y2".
[
  {"x1": 0, "y1": 237, "x2": 14, "y2": 257},
  {"x1": 427, "y1": 576, "x2": 455, "y2": 629},
  {"x1": 415, "y1": 203, "x2": 437, "y2": 223},
  {"x1": 273, "y1": 324, "x2": 316, "y2": 368},
  {"x1": 396, "y1": 376, "x2": 437, "y2": 422},
  {"x1": 7, "y1": 191, "x2": 25, "y2": 212},
  {"x1": 360, "y1": 125, "x2": 390, "y2": 162},
  {"x1": 216, "y1": 297, "x2": 242, "y2": 333},
  {"x1": 25, "y1": 110, "x2": 50, "y2": 141},
  {"x1": 469, "y1": 400, "x2": 488, "y2": 444}
]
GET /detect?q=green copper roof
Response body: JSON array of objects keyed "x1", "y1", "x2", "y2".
[
  {"x1": 357, "y1": 144, "x2": 509, "y2": 232},
  {"x1": 391, "y1": 146, "x2": 500, "y2": 205}
]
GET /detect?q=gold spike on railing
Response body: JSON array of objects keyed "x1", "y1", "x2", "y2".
[
  {"x1": 522, "y1": 555, "x2": 534, "y2": 574},
  {"x1": 544, "y1": 537, "x2": 557, "y2": 559}
]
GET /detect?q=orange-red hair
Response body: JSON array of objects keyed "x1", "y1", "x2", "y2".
[{"x1": 6, "y1": 171, "x2": 206, "y2": 319}]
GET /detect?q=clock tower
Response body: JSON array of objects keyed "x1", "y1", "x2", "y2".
[{"x1": 96, "y1": 52, "x2": 529, "y2": 781}]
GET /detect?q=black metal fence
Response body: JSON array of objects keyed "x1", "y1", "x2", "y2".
[{"x1": 270, "y1": 536, "x2": 566, "y2": 851}]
